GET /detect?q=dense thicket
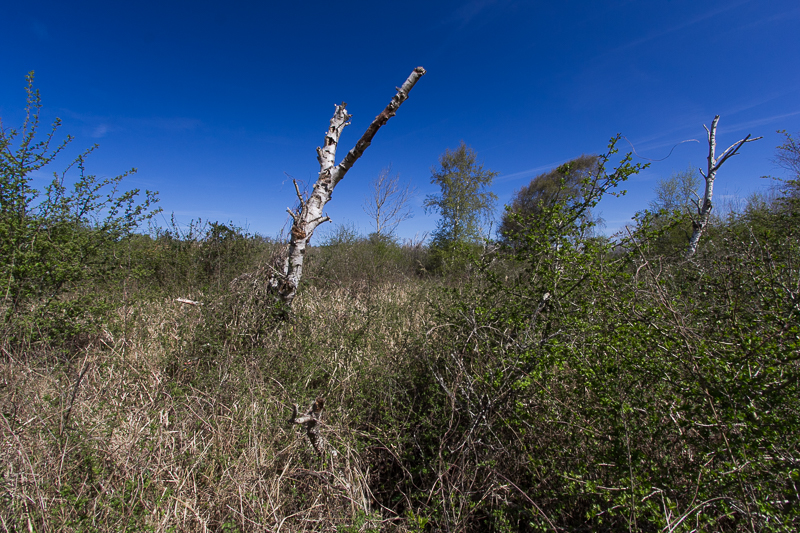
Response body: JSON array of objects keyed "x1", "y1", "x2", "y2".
[
  {"x1": 412, "y1": 170, "x2": 799, "y2": 530},
  {"x1": 2, "y1": 83, "x2": 798, "y2": 532}
]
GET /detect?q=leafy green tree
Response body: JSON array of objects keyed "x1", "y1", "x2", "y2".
[
  {"x1": 637, "y1": 167, "x2": 702, "y2": 256},
  {"x1": 499, "y1": 154, "x2": 600, "y2": 244},
  {"x1": 775, "y1": 129, "x2": 800, "y2": 180},
  {"x1": 772, "y1": 129, "x2": 800, "y2": 208},
  {"x1": 414, "y1": 135, "x2": 800, "y2": 529},
  {"x1": 423, "y1": 141, "x2": 498, "y2": 248},
  {"x1": 649, "y1": 166, "x2": 701, "y2": 214},
  {"x1": 0, "y1": 72, "x2": 159, "y2": 343},
  {"x1": 736, "y1": 131, "x2": 800, "y2": 246},
  {"x1": 413, "y1": 137, "x2": 657, "y2": 529}
]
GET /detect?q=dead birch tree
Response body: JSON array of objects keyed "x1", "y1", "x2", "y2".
[
  {"x1": 686, "y1": 115, "x2": 761, "y2": 258},
  {"x1": 269, "y1": 67, "x2": 426, "y2": 306}
]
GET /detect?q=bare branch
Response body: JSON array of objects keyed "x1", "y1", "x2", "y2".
[
  {"x1": 714, "y1": 134, "x2": 762, "y2": 169},
  {"x1": 287, "y1": 398, "x2": 336, "y2": 456},
  {"x1": 774, "y1": 129, "x2": 800, "y2": 178},
  {"x1": 292, "y1": 179, "x2": 304, "y2": 206},
  {"x1": 337, "y1": 67, "x2": 427, "y2": 182}
]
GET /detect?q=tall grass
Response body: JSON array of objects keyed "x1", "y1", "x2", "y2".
[
  {"x1": 1, "y1": 263, "x2": 436, "y2": 531},
  {"x1": 2, "y1": 204, "x2": 798, "y2": 531}
]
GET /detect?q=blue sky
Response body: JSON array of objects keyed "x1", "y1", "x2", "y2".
[{"x1": 2, "y1": 0, "x2": 798, "y2": 240}]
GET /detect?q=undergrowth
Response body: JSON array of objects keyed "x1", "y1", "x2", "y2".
[{"x1": 2, "y1": 77, "x2": 799, "y2": 531}]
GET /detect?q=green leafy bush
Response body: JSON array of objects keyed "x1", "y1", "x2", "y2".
[
  {"x1": 0, "y1": 73, "x2": 159, "y2": 349},
  {"x1": 398, "y1": 138, "x2": 799, "y2": 530}
]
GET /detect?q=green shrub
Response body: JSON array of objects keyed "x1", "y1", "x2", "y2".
[
  {"x1": 399, "y1": 140, "x2": 799, "y2": 530},
  {"x1": 307, "y1": 223, "x2": 427, "y2": 287},
  {"x1": 0, "y1": 73, "x2": 159, "y2": 351}
]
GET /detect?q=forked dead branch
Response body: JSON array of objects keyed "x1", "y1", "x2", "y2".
[
  {"x1": 287, "y1": 397, "x2": 335, "y2": 457},
  {"x1": 269, "y1": 67, "x2": 426, "y2": 306}
]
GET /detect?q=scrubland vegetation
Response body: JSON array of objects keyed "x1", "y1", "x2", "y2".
[{"x1": 2, "y1": 77, "x2": 799, "y2": 532}]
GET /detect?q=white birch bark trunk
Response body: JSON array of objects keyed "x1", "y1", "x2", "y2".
[
  {"x1": 685, "y1": 115, "x2": 761, "y2": 258},
  {"x1": 270, "y1": 67, "x2": 426, "y2": 306}
]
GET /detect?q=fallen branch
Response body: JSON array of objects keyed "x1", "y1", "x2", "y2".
[
  {"x1": 288, "y1": 397, "x2": 336, "y2": 457},
  {"x1": 175, "y1": 298, "x2": 201, "y2": 306}
]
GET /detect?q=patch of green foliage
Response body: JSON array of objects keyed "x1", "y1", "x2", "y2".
[
  {"x1": 391, "y1": 137, "x2": 799, "y2": 531},
  {"x1": 0, "y1": 73, "x2": 159, "y2": 349}
]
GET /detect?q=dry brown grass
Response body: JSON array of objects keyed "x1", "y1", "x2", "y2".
[{"x1": 0, "y1": 279, "x2": 434, "y2": 532}]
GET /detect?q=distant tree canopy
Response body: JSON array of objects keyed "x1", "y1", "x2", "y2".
[
  {"x1": 775, "y1": 129, "x2": 800, "y2": 180},
  {"x1": 499, "y1": 154, "x2": 600, "y2": 243},
  {"x1": 424, "y1": 141, "x2": 497, "y2": 248},
  {"x1": 637, "y1": 167, "x2": 703, "y2": 257},
  {"x1": 774, "y1": 129, "x2": 800, "y2": 205},
  {"x1": 649, "y1": 167, "x2": 701, "y2": 214}
]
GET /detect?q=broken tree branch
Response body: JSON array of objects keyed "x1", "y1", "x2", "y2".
[
  {"x1": 287, "y1": 397, "x2": 336, "y2": 456},
  {"x1": 269, "y1": 67, "x2": 426, "y2": 306}
]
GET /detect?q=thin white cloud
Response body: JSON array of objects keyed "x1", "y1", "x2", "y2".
[
  {"x1": 610, "y1": 0, "x2": 753, "y2": 54},
  {"x1": 621, "y1": 136, "x2": 701, "y2": 162},
  {"x1": 618, "y1": 117, "x2": 703, "y2": 152},
  {"x1": 427, "y1": 0, "x2": 498, "y2": 34},
  {"x1": 717, "y1": 111, "x2": 800, "y2": 135},
  {"x1": 91, "y1": 124, "x2": 109, "y2": 138},
  {"x1": 496, "y1": 157, "x2": 575, "y2": 183},
  {"x1": 60, "y1": 109, "x2": 204, "y2": 136},
  {"x1": 722, "y1": 88, "x2": 800, "y2": 118},
  {"x1": 619, "y1": 97, "x2": 800, "y2": 159},
  {"x1": 129, "y1": 116, "x2": 203, "y2": 132},
  {"x1": 427, "y1": 0, "x2": 514, "y2": 60},
  {"x1": 723, "y1": 5, "x2": 800, "y2": 33}
]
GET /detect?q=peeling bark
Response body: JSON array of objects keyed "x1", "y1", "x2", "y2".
[
  {"x1": 686, "y1": 115, "x2": 761, "y2": 258},
  {"x1": 269, "y1": 67, "x2": 426, "y2": 306}
]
